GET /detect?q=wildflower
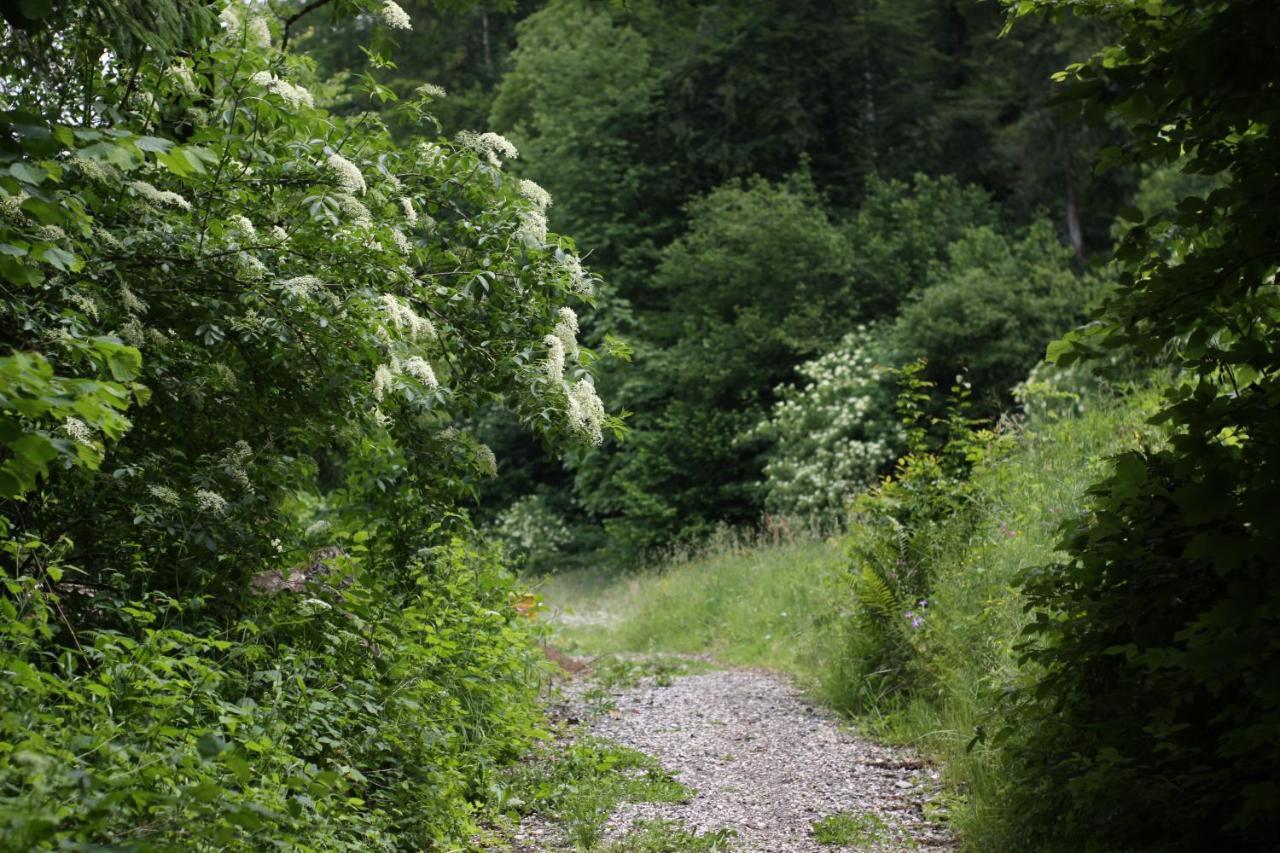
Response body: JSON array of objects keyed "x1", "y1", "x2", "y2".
[
  {"x1": 146, "y1": 328, "x2": 170, "y2": 347},
  {"x1": 905, "y1": 610, "x2": 925, "y2": 630},
  {"x1": 475, "y1": 444, "x2": 498, "y2": 477},
  {"x1": 519, "y1": 179, "x2": 552, "y2": 210},
  {"x1": 380, "y1": 293, "x2": 435, "y2": 340},
  {"x1": 372, "y1": 364, "x2": 395, "y2": 401},
  {"x1": 120, "y1": 285, "x2": 147, "y2": 313},
  {"x1": 399, "y1": 197, "x2": 418, "y2": 226},
  {"x1": 210, "y1": 362, "x2": 237, "y2": 389},
  {"x1": 567, "y1": 378, "x2": 605, "y2": 445},
  {"x1": 543, "y1": 334, "x2": 565, "y2": 384},
  {"x1": 195, "y1": 489, "x2": 229, "y2": 515},
  {"x1": 251, "y1": 71, "x2": 314, "y2": 108},
  {"x1": 36, "y1": 225, "x2": 66, "y2": 241},
  {"x1": 380, "y1": 1, "x2": 412, "y2": 30},
  {"x1": 130, "y1": 180, "x2": 191, "y2": 211},
  {"x1": 63, "y1": 417, "x2": 92, "y2": 445},
  {"x1": 271, "y1": 225, "x2": 289, "y2": 242},
  {"x1": 416, "y1": 83, "x2": 446, "y2": 99},
  {"x1": 327, "y1": 153, "x2": 366, "y2": 194},
  {"x1": 305, "y1": 519, "x2": 331, "y2": 538},
  {"x1": 148, "y1": 484, "x2": 180, "y2": 506}
]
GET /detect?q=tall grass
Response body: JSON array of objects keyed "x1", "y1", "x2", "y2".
[
  {"x1": 540, "y1": 389, "x2": 1161, "y2": 848},
  {"x1": 539, "y1": 529, "x2": 847, "y2": 682}
]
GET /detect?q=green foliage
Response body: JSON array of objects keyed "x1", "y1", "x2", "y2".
[
  {"x1": 0, "y1": 1, "x2": 616, "y2": 846},
  {"x1": 846, "y1": 175, "x2": 1000, "y2": 320},
  {"x1": 891, "y1": 221, "x2": 1095, "y2": 413},
  {"x1": 501, "y1": 736, "x2": 692, "y2": 850},
  {"x1": 810, "y1": 809, "x2": 897, "y2": 848},
  {"x1": 998, "y1": 1, "x2": 1280, "y2": 847},
  {"x1": 0, "y1": 534, "x2": 545, "y2": 848},
  {"x1": 607, "y1": 819, "x2": 736, "y2": 852}
]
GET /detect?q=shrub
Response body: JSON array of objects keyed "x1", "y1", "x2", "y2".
[{"x1": 752, "y1": 326, "x2": 901, "y2": 516}]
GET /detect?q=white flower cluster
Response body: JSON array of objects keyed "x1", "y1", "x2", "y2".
[
  {"x1": 195, "y1": 489, "x2": 229, "y2": 515},
  {"x1": 279, "y1": 275, "x2": 324, "y2": 299},
  {"x1": 380, "y1": 1, "x2": 412, "y2": 30},
  {"x1": 130, "y1": 180, "x2": 191, "y2": 211},
  {"x1": 416, "y1": 83, "x2": 446, "y2": 99},
  {"x1": 168, "y1": 62, "x2": 198, "y2": 95},
  {"x1": 553, "y1": 306, "x2": 579, "y2": 358},
  {"x1": 519, "y1": 208, "x2": 547, "y2": 243},
  {"x1": 417, "y1": 141, "x2": 444, "y2": 168},
  {"x1": 475, "y1": 444, "x2": 498, "y2": 477},
  {"x1": 63, "y1": 417, "x2": 93, "y2": 445},
  {"x1": 494, "y1": 494, "x2": 571, "y2": 564},
  {"x1": 755, "y1": 328, "x2": 902, "y2": 515},
  {"x1": 557, "y1": 252, "x2": 592, "y2": 295},
  {"x1": 336, "y1": 194, "x2": 372, "y2": 226},
  {"x1": 327, "y1": 153, "x2": 366, "y2": 194},
  {"x1": 220, "y1": 8, "x2": 272, "y2": 49},
  {"x1": 519, "y1": 179, "x2": 552, "y2": 210},
  {"x1": 147, "y1": 484, "x2": 180, "y2": 506},
  {"x1": 249, "y1": 71, "x2": 314, "y2": 108},
  {"x1": 230, "y1": 214, "x2": 256, "y2": 238},
  {"x1": 402, "y1": 356, "x2": 439, "y2": 388},
  {"x1": 568, "y1": 378, "x2": 605, "y2": 446},
  {"x1": 120, "y1": 285, "x2": 147, "y2": 313},
  {"x1": 455, "y1": 130, "x2": 518, "y2": 168},
  {"x1": 399, "y1": 197, "x2": 418, "y2": 226},
  {"x1": 379, "y1": 293, "x2": 435, "y2": 340},
  {"x1": 543, "y1": 334, "x2": 565, "y2": 384}
]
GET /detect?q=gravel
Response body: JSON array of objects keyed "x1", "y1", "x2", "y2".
[{"x1": 561, "y1": 665, "x2": 955, "y2": 851}]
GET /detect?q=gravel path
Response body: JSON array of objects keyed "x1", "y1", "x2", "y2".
[{"x1": 564, "y1": 665, "x2": 954, "y2": 851}]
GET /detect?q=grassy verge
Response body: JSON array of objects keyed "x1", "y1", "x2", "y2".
[
  {"x1": 538, "y1": 533, "x2": 847, "y2": 685},
  {"x1": 536, "y1": 388, "x2": 1161, "y2": 848}
]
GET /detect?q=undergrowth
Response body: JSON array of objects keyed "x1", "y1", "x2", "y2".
[{"x1": 541, "y1": 384, "x2": 1163, "y2": 849}]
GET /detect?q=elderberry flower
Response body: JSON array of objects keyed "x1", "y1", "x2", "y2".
[
  {"x1": 519, "y1": 208, "x2": 547, "y2": 243},
  {"x1": 475, "y1": 444, "x2": 498, "y2": 477},
  {"x1": 543, "y1": 334, "x2": 565, "y2": 384},
  {"x1": 416, "y1": 83, "x2": 446, "y2": 99},
  {"x1": 380, "y1": 1, "x2": 412, "y2": 30},
  {"x1": 388, "y1": 227, "x2": 413, "y2": 255},
  {"x1": 271, "y1": 225, "x2": 289, "y2": 242},
  {"x1": 336, "y1": 193, "x2": 371, "y2": 225},
  {"x1": 568, "y1": 378, "x2": 606, "y2": 446},
  {"x1": 63, "y1": 417, "x2": 92, "y2": 445},
  {"x1": 403, "y1": 356, "x2": 438, "y2": 388},
  {"x1": 399, "y1": 197, "x2": 418, "y2": 226},
  {"x1": 557, "y1": 252, "x2": 592, "y2": 295},
  {"x1": 554, "y1": 307, "x2": 579, "y2": 359},
  {"x1": 168, "y1": 62, "x2": 198, "y2": 95},
  {"x1": 279, "y1": 275, "x2": 323, "y2": 299},
  {"x1": 230, "y1": 214, "x2": 256, "y2": 238},
  {"x1": 130, "y1": 180, "x2": 191, "y2": 211},
  {"x1": 372, "y1": 364, "x2": 395, "y2": 401},
  {"x1": 120, "y1": 285, "x2": 146, "y2": 313},
  {"x1": 195, "y1": 489, "x2": 229, "y2": 516},
  {"x1": 148, "y1": 485, "x2": 180, "y2": 506},
  {"x1": 327, "y1": 153, "x2": 366, "y2": 194},
  {"x1": 455, "y1": 130, "x2": 518, "y2": 168},
  {"x1": 519, "y1": 179, "x2": 552, "y2": 210}
]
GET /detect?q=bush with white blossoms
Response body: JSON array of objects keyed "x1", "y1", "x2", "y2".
[
  {"x1": 493, "y1": 494, "x2": 572, "y2": 571},
  {"x1": 0, "y1": 1, "x2": 622, "y2": 846},
  {"x1": 753, "y1": 327, "x2": 903, "y2": 516}
]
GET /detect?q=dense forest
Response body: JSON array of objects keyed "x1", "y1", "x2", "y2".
[{"x1": 1, "y1": 0, "x2": 1276, "y2": 849}]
